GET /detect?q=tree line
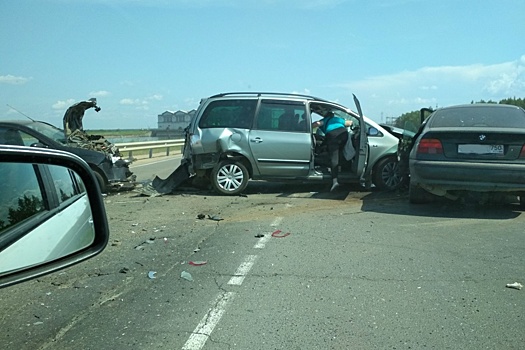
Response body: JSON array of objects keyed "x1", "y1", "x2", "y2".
[{"x1": 394, "y1": 97, "x2": 525, "y2": 131}]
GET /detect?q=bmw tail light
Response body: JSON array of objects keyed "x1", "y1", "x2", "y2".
[{"x1": 417, "y1": 138, "x2": 443, "y2": 155}]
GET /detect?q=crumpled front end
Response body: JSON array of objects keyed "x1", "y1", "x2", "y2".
[{"x1": 99, "y1": 157, "x2": 136, "y2": 191}]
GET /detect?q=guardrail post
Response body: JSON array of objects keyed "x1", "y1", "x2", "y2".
[
  {"x1": 149, "y1": 149, "x2": 153, "y2": 158},
  {"x1": 128, "y1": 150, "x2": 133, "y2": 159},
  {"x1": 166, "y1": 147, "x2": 170, "y2": 156}
]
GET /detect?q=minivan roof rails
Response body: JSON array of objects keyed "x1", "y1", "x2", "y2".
[{"x1": 209, "y1": 92, "x2": 330, "y2": 102}]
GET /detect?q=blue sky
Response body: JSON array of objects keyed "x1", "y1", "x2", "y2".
[{"x1": 1, "y1": 0, "x2": 524, "y2": 130}]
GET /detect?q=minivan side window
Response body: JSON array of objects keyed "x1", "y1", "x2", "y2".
[
  {"x1": 255, "y1": 100, "x2": 307, "y2": 132},
  {"x1": 199, "y1": 100, "x2": 257, "y2": 129}
]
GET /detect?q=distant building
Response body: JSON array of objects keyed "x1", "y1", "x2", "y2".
[{"x1": 157, "y1": 110, "x2": 196, "y2": 131}]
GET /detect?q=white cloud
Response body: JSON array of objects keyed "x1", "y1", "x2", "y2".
[
  {"x1": 120, "y1": 98, "x2": 141, "y2": 105},
  {"x1": 291, "y1": 88, "x2": 312, "y2": 95},
  {"x1": 147, "y1": 94, "x2": 163, "y2": 101},
  {"x1": 337, "y1": 55, "x2": 525, "y2": 119},
  {"x1": 89, "y1": 90, "x2": 111, "y2": 97},
  {"x1": 120, "y1": 97, "x2": 154, "y2": 111},
  {"x1": 0, "y1": 74, "x2": 32, "y2": 85},
  {"x1": 52, "y1": 99, "x2": 76, "y2": 110}
]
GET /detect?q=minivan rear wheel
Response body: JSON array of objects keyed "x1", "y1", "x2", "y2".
[{"x1": 211, "y1": 159, "x2": 249, "y2": 195}]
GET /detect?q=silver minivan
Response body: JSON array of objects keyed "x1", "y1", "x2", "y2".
[{"x1": 181, "y1": 92, "x2": 402, "y2": 195}]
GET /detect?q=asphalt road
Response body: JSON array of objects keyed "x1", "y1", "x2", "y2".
[
  {"x1": 130, "y1": 155, "x2": 182, "y2": 183},
  {"x1": 1, "y1": 158, "x2": 524, "y2": 349}
]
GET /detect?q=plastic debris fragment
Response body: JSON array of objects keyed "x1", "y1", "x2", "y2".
[
  {"x1": 506, "y1": 282, "x2": 523, "y2": 290},
  {"x1": 181, "y1": 271, "x2": 193, "y2": 281},
  {"x1": 119, "y1": 267, "x2": 130, "y2": 274},
  {"x1": 197, "y1": 214, "x2": 205, "y2": 220},
  {"x1": 271, "y1": 229, "x2": 290, "y2": 238},
  {"x1": 255, "y1": 234, "x2": 264, "y2": 238},
  {"x1": 148, "y1": 271, "x2": 157, "y2": 279},
  {"x1": 189, "y1": 261, "x2": 207, "y2": 266},
  {"x1": 208, "y1": 215, "x2": 223, "y2": 221}
]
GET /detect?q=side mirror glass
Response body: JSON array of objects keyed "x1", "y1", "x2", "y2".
[{"x1": 368, "y1": 127, "x2": 380, "y2": 136}]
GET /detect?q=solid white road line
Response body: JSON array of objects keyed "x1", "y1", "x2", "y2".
[
  {"x1": 227, "y1": 255, "x2": 258, "y2": 286},
  {"x1": 182, "y1": 291, "x2": 235, "y2": 350}
]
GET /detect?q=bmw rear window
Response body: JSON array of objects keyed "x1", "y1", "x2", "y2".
[{"x1": 429, "y1": 105, "x2": 525, "y2": 128}]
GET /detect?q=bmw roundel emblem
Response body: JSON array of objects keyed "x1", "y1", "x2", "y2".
[{"x1": 479, "y1": 134, "x2": 486, "y2": 141}]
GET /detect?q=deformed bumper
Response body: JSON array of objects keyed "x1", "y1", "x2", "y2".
[{"x1": 410, "y1": 159, "x2": 525, "y2": 192}]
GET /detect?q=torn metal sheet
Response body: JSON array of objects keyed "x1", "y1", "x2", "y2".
[{"x1": 152, "y1": 162, "x2": 191, "y2": 194}]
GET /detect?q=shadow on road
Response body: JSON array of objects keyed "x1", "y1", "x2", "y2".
[
  {"x1": 359, "y1": 188, "x2": 523, "y2": 220},
  {"x1": 157, "y1": 179, "x2": 523, "y2": 220}
]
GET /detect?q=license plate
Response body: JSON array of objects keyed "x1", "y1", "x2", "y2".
[{"x1": 458, "y1": 144, "x2": 504, "y2": 155}]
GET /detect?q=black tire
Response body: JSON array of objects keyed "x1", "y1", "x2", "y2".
[
  {"x1": 210, "y1": 159, "x2": 249, "y2": 195},
  {"x1": 372, "y1": 156, "x2": 404, "y2": 190},
  {"x1": 93, "y1": 171, "x2": 108, "y2": 193},
  {"x1": 409, "y1": 182, "x2": 432, "y2": 204}
]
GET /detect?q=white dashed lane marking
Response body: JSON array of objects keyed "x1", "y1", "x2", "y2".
[
  {"x1": 181, "y1": 218, "x2": 283, "y2": 349},
  {"x1": 227, "y1": 255, "x2": 258, "y2": 286},
  {"x1": 182, "y1": 292, "x2": 235, "y2": 350}
]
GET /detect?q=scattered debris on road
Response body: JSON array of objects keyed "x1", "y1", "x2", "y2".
[
  {"x1": 181, "y1": 271, "x2": 194, "y2": 282},
  {"x1": 271, "y1": 229, "x2": 290, "y2": 238},
  {"x1": 208, "y1": 215, "x2": 223, "y2": 221},
  {"x1": 506, "y1": 282, "x2": 523, "y2": 290}
]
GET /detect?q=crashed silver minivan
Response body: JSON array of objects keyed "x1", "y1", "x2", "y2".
[{"x1": 160, "y1": 92, "x2": 403, "y2": 195}]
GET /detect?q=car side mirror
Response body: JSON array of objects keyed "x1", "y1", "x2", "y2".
[
  {"x1": 367, "y1": 127, "x2": 380, "y2": 136},
  {"x1": 0, "y1": 145, "x2": 109, "y2": 288}
]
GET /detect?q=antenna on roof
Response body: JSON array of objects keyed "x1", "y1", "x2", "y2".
[{"x1": 7, "y1": 104, "x2": 35, "y2": 122}]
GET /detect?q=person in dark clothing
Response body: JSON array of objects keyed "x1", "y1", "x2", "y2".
[{"x1": 312, "y1": 111, "x2": 353, "y2": 191}]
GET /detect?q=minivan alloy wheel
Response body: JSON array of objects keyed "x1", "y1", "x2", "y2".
[
  {"x1": 211, "y1": 159, "x2": 249, "y2": 195},
  {"x1": 372, "y1": 156, "x2": 404, "y2": 190}
]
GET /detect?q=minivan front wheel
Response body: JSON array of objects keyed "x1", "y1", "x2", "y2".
[
  {"x1": 211, "y1": 159, "x2": 249, "y2": 195},
  {"x1": 372, "y1": 156, "x2": 404, "y2": 190}
]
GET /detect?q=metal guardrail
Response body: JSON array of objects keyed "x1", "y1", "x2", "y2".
[{"x1": 115, "y1": 139, "x2": 184, "y2": 159}]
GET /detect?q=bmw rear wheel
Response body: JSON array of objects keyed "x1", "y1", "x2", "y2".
[{"x1": 211, "y1": 159, "x2": 249, "y2": 195}]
